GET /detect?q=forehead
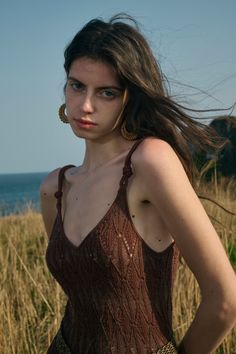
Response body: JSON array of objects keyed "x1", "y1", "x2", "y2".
[{"x1": 68, "y1": 57, "x2": 120, "y2": 86}]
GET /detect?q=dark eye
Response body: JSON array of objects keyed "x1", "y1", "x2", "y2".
[
  {"x1": 69, "y1": 81, "x2": 84, "y2": 91},
  {"x1": 104, "y1": 90, "x2": 115, "y2": 97},
  {"x1": 100, "y1": 90, "x2": 118, "y2": 99}
]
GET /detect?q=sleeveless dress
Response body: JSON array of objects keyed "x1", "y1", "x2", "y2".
[{"x1": 46, "y1": 139, "x2": 180, "y2": 354}]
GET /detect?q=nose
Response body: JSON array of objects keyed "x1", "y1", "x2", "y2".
[{"x1": 81, "y1": 93, "x2": 94, "y2": 113}]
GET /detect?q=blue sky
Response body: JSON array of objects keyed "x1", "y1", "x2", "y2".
[{"x1": 1, "y1": 0, "x2": 235, "y2": 173}]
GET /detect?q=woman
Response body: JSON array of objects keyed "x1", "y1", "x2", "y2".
[{"x1": 40, "y1": 14, "x2": 236, "y2": 354}]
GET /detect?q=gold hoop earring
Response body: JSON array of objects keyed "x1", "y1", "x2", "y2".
[
  {"x1": 58, "y1": 104, "x2": 69, "y2": 124},
  {"x1": 120, "y1": 121, "x2": 137, "y2": 141}
]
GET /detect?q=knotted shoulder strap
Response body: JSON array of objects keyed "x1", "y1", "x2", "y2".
[
  {"x1": 54, "y1": 165, "x2": 75, "y2": 213},
  {"x1": 119, "y1": 138, "x2": 145, "y2": 187}
]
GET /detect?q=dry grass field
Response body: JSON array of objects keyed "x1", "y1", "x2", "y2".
[{"x1": 0, "y1": 178, "x2": 235, "y2": 353}]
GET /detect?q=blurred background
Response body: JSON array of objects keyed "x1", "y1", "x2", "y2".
[{"x1": 0, "y1": 0, "x2": 235, "y2": 214}]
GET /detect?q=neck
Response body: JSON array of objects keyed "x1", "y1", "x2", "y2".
[{"x1": 81, "y1": 136, "x2": 133, "y2": 173}]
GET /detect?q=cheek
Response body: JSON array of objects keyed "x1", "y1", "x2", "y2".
[
  {"x1": 101, "y1": 107, "x2": 121, "y2": 127},
  {"x1": 64, "y1": 85, "x2": 71, "y2": 103},
  {"x1": 65, "y1": 94, "x2": 80, "y2": 116},
  {"x1": 103, "y1": 100, "x2": 123, "y2": 117},
  {"x1": 65, "y1": 92, "x2": 71, "y2": 109}
]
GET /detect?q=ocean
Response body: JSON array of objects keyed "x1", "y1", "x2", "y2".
[{"x1": 0, "y1": 172, "x2": 48, "y2": 216}]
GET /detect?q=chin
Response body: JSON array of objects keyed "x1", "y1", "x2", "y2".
[{"x1": 70, "y1": 126, "x2": 88, "y2": 138}]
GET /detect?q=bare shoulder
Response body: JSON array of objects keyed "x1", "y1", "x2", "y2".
[
  {"x1": 128, "y1": 137, "x2": 189, "y2": 207},
  {"x1": 138, "y1": 137, "x2": 171, "y2": 150},
  {"x1": 39, "y1": 168, "x2": 61, "y2": 238},
  {"x1": 39, "y1": 167, "x2": 61, "y2": 198},
  {"x1": 131, "y1": 137, "x2": 183, "y2": 177},
  {"x1": 130, "y1": 138, "x2": 236, "y2": 306}
]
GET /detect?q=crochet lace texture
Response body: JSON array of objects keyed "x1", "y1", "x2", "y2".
[{"x1": 46, "y1": 140, "x2": 179, "y2": 354}]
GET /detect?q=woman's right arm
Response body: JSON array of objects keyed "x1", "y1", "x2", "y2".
[{"x1": 39, "y1": 168, "x2": 61, "y2": 238}]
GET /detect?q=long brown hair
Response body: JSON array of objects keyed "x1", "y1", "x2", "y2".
[{"x1": 63, "y1": 13, "x2": 225, "y2": 184}]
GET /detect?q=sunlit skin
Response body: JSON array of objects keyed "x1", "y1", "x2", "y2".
[
  {"x1": 41, "y1": 58, "x2": 236, "y2": 354},
  {"x1": 65, "y1": 58, "x2": 126, "y2": 139},
  {"x1": 64, "y1": 57, "x2": 135, "y2": 171}
]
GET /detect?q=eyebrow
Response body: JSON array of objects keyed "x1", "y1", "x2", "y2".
[{"x1": 67, "y1": 76, "x2": 123, "y2": 91}]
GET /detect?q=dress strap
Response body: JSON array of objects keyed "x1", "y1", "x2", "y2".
[
  {"x1": 54, "y1": 165, "x2": 75, "y2": 213},
  {"x1": 119, "y1": 138, "x2": 145, "y2": 187}
]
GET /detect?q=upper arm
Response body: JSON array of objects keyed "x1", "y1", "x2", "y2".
[
  {"x1": 133, "y1": 138, "x2": 236, "y2": 300},
  {"x1": 39, "y1": 168, "x2": 61, "y2": 238}
]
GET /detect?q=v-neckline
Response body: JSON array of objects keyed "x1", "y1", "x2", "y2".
[
  {"x1": 51, "y1": 139, "x2": 145, "y2": 252},
  {"x1": 53, "y1": 181, "x2": 176, "y2": 257},
  {"x1": 58, "y1": 186, "x2": 122, "y2": 251}
]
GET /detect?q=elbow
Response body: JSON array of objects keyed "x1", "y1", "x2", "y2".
[
  {"x1": 222, "y1": 283, "x2": 236, "y2": 324},
  {"x1": 220, "y1": 297, "x2": 236, "y2": 325},
  {"x1": 208, "y1": 293, "x2": 236, "y2": 327},
  {"x1": 202, "y1": 286, "x2": 236, "y2": 327}
]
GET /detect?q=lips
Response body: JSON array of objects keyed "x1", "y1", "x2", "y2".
[
  {"x1": 75, "y1": 118, "x2": 97, "y2": 125},
  {"x1": 73, "y1": 118, "x2": 97, "y2": 129}
]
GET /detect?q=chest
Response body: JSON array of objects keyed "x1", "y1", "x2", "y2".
[
  {"x1": 61, "y1": 165, "x2": 171, "y2": 253},
  {"x1": 61, "y1": 166, "x2": 124, "y2": 246}
]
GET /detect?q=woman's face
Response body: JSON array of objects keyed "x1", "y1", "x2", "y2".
[{"x1": 65, "y1": 57, "x2": 125, "y2": 141}]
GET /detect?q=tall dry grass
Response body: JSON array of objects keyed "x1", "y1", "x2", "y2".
[{"x1": 0, "y1": 179, "x2": 235, "y2": 354}]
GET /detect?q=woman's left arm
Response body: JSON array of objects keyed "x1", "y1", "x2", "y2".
[{"x1": 134, "y1": 138, "x2": 236, "y2": 354}]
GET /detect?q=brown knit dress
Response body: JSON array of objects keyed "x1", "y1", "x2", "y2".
[{"x1": 46, "y1": 139, "x2": 180, "y2": 354}]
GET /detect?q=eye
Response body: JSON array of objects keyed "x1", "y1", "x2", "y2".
[
  {"x1": 68, "y1": 81, "x2": 85, "y2": 91},
  {"x1": 103, "y1": 90, "x2": 115, "y2": 97},
  {"x1": 100, "y1": 90, "x2": 119, "y2": 99}
]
